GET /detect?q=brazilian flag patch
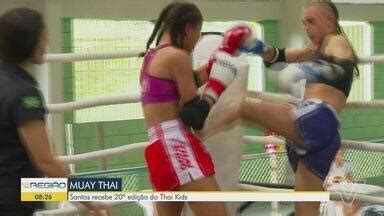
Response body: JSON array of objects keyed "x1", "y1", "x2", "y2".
[{"x1": 22, "y1": 96, "x2": 42, "y2": 109}]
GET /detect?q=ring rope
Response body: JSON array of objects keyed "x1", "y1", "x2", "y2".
[
  {"x1": 239, "y1": 183, "x2": 384, "y2": 205},
  {"x1": 358, "y1": 55, "x2": 384, "y2": 64},
  {"x1": 58, "y1": 136, "x2": 383, "y2": 165},
  {"x1": 43, "y1": 50, "x2": 384, "y2": 64},
  {"x1": 341, "y1": 139, "x2": 384, "y2": 152},
  {"x1": 244, "y1": 136, "x2": 384, "y2": 152},
  {"x1": 47, "y1": 94, "x2": 141, "y2": 113},
  {"x1": 43, "y1": 50, "x2": 144, "y2": 63},
  {"x1": 46, "y1": 91, "x2": 384, "y2": 114},
  {"x1": 57, "y1": 142, "x2": 146, "y2": 164}
]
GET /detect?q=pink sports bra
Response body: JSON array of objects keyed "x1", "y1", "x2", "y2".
[{"x1": 140, "y1": 44, "x2": 179, "y2": 104}]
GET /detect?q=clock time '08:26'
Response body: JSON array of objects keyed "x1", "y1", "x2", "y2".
[{"x1": 34, "y1": 193, "x2": 53, "y2": 200}]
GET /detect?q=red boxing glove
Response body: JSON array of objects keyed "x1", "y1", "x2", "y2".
[
  {"x1": 206, "y1": 24, "x2": 252, "y2": 76},
  {"x1": 220, "y1": 24, "x2": 252, "y2": 55}
]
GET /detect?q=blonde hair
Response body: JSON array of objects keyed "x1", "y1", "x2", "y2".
[
  {"x1": 305, "y1": 0, "x2": 343, "y2": 34},
  {"x1": 305, "y1": 0, "x2": 360, "y2": 77}
]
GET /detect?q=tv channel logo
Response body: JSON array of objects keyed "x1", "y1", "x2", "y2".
[{"x1": 21, "y1": 178, "x2": 68, "y2": 193}]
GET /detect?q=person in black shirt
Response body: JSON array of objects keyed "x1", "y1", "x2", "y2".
[{"x1": 0, "y1": 8, "x2": 104, "y2": 216}]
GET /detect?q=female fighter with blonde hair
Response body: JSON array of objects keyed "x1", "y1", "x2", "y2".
[{"x1": 201, "y1": 1, "x2": 359, "y2": 215}]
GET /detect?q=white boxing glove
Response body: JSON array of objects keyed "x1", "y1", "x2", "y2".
[{"x1": 203, "y1": 51, "x2": 243, "y2": 102}]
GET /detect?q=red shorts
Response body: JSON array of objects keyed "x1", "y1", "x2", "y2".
[{"x1": 145, "y1": 119, "x2": 215, "y2": 191}]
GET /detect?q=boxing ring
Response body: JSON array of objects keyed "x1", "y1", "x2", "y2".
[{"x1": 34, "y1": 48, "x2": 384, "y2": 216}]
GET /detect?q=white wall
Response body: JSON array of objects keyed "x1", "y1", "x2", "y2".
[{"x1": 337, "y1": 3, "x2": 384, "y2": 20}]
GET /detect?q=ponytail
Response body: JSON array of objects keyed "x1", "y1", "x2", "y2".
[
  {"x1": 141, "y1": 2, "x2": 202, "y2": 57},
  {"x1": 140, "y1": 4, "x2": 173, "y2": 57}
]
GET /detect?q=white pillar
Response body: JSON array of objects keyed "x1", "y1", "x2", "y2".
[{"x1": 43, "y1": 0, "x2": 65, "y2": 156}]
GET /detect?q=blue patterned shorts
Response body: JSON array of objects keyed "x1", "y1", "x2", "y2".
[{"x1": 286, "y1": 99, "x2": 341, "y2": 180}]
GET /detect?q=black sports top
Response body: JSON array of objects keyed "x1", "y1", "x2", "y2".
[{"x1": 309, "y1": 51, "x2": 354, "y2": 97}]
